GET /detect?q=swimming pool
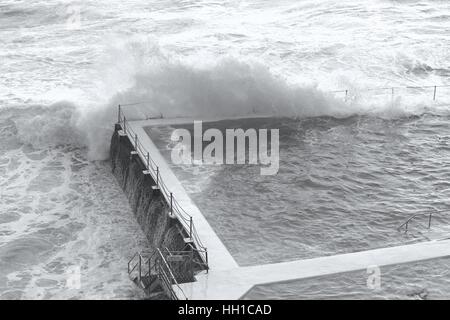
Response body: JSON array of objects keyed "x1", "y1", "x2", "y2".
[{"x1": 145, "y1": 115, "x2": 450, "y2": 266}]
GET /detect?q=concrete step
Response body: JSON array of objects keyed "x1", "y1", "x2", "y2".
[{"x1": 132, "y1": 274, "x2": 164, "y2": 296}]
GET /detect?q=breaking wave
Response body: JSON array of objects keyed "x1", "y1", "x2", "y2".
[{"x1": 4, "y1": 40, "x2": 448, "y2": 161}]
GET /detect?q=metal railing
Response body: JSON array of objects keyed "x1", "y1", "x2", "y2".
[
  {"x1": 118, "y1": 105, "x2": 208, "y2": 268},
  {"x1": 127, "y1": 249, "x2": 188, "y2": 300},
  {"x1": 330, "y1": 84, "x2": 450, "y2": 102},
  {"x1": 398, "y1": 212, "x2": 433, "y2": 233},
  {"x1": 128, "y1": 251, "x2": 153, "y2": 278},
  {"x1": 397, "y1": 210, "x2": 446, "y2": 233},
  {"x1": 155, "y1": 248, "x2": 188, "y2": 300}
]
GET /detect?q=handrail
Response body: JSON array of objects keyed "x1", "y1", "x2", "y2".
[
  {"x1": 397, "y1": 213, "x2": 431, "y2": 233},
  {"x1": 397, "y1": 210, "x2": 446, "y2": 233},
  {"x1": 127, "y1": 250, "x2": 156, "y2": 280},
  {"x1": 118, "y1": 105, "x2": 208, "y2": 268},
  {"x1": 127, "y1": 249, "x2": 184, "y2": 300},
  {"x1": 127, "y1": 252, "x2": 139, "y2": 274},
  {"x1": 185, "y1": 242, "x2": 208, "y2": 270},
  {"x1": 156, "y1": 248, "x2": 188, "y2": 300},
  {"x1": 331, "y1": 84, "x2": 450, "y2": 102}
]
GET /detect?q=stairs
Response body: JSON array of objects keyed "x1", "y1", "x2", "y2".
[
  {"x1": 131, "y1": 274, "x2": 166, "y2": 298},
  {"x1": 127, "y1": 248, "x2": 203, "y2": 300}
]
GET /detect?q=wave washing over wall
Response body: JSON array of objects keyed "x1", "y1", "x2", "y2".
[
  {"x1": 109, "y1": 126, "x2": 185, "y2": 251},
  {"x1": 5, "y1": 26, "x2": 450, "y2": 160},
  {"x1": 13, "y1": 49, "x2": 448, "y2": 162}
]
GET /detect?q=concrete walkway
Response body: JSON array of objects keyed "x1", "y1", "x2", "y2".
[
  {"x1": 176, "y1": 239, "x2": 450, "y2": 299},
  {"x1": 127, "y1": 121, "x2": 238, "y2": 271}
]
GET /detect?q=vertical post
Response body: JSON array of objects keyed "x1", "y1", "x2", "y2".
[
  {"x1": 147, "y1": 257, "x2": 152, "y2": 275},
  {"x1": 433, "y1": 86, "x2": 437, "y2": 101},
  {"x1": 118, "y1": 105, "x2": 121, "y2": 124},
  {"x1": 123, "y1": 116, "x2": 126, "y2": 133},
  {"x1": 135, "y1": 133, "x2": 138, "y2": 149},
  {"x1": 138, "y1": 255, "x2": 142, "y2": 283},
  {"x1": 345, "y1": 90, "x2": 348, "y2": 102},
  {"x1": 170, "y1": 192, "x2": 173, "y2": 216},
  {"x1": 189, "y1": 216, "x2": 193, "y2": 239},
  {"x1": 405, "y1": 221, "x2": 408, "y2": 233},
  {"x1": 205, "y1": 249, "x2": 209, "y2": 272},
  {"x1": 146, "y1": 152, "x2": 150, "y2": 169},
  {"x1": 188, "y1": 249, "x2": 194, "y2": 280},
  {"x1": 156, "y1": 167, "x2": 159, "y2": 188},
  {"x1": 428, "y1": 212, "x2": 432, "y2": 229}
]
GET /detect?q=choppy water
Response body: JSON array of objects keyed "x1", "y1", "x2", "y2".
[
  {"x1": 244, "y1": 257, "x2": 450, "y2": 300},
  {"x1": 149, "y1": 115, "x2": 450, "y2": 265},
  {"x1": 1, "y1": 0, "x2": 450, "y2": 298}
]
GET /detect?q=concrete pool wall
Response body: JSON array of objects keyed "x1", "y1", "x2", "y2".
[
  {"x1": 111, "y1": 117, "x2": 450, "y2": 300},
  {"x1": 110, "y1": 124, "x2": 191, "y2": 256}
]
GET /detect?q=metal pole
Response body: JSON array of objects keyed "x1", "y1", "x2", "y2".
[
  {"x1": 138, "y1": 255, "x2": 141, "y2": 283},
  {"x1": 156, "y1": 167, "x2": 159, "y2": 188},
  {"x1": 135, "y1": 133, "x2": 138, "y2": 149},
  {"x1": 146, "y1": 152, "x2": 150, "y2": 169},
  {"x1": 123, "y1": 116, "x2": 126, "y2": 132},
  {"x1": 433, "y1": 86, "x2": 437, "y2": 101},
  {"x1": 170, "y1": 192, "x2": 173, "y2": 216},
  {"x1": 118, "y1": 105, "x2": 121, "y2": 123},
  {"x1": 428, "y1": 212, "x2": 432, "y2": 229},
  {"x1": 148, "y1": 258, "x2": 151, "y2": 276},
  {"x1": 189, "y1": 217, "x2": 193, "y2": 239},
  {"x1": 405, "y1": 221, "x2": 408, "y2": 233},
  {"x1": 345, "y1": 90, "x2": 348, "y2": 102}
]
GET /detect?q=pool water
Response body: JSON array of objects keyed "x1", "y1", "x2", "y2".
[
  {"x1": 243, "y1": 257, "x2": 450, "y2": 300},
  {"x1": 146, "y1": 115, "x2": 450, "y2": 266}
]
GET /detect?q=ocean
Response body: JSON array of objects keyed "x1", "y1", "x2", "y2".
[{"x1": 1, "y1": 0, "x2": 449, "y2": 299}]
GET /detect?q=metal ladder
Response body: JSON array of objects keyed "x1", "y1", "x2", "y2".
[
  {"x1": 397, "y1": 212, "x2": 433, "y2": 233},
  {"x1": 127, "y1": 248, "x2": 190, "y2": 300}
]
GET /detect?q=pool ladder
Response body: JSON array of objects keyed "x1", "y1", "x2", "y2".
[
  {"x1": 127, "y1": 248, "x2": 190, "y2": 300},
  {"x1": 397, "y1": 212, "x2": 433, "y2": 233}
]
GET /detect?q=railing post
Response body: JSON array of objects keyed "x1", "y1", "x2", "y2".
[
  {"x1": 138, "y1": 254, "x2": 142, "y2": 283},
  {"x1": 123, "y1": 116, "x2": 126, "y2": 132},
  {"x1": 433, "y1": 86, "x2": 437, "y2": 101},
  {"x1": 135, "y1": 133, "x2": 138, "y2": 149},
  {"x1": 156, "y1": 167, "x2": 159, "y2": 188},
  {"x1": 146, "y1": 152, "x2": 150, "y2": 169},
  {"x1": 170, "y1": 192, "x2": 173, "y2": 216},
  {"x1": 428, "y1": 212, "x2": 432, "y2": 229},
  {"x1": 405, "y1": 221, "x2": 408, "y2": 233},
  {"x1": 189, "y1": 216, "x2": 193, "y2": 239},
  {"x1": 118, "y1": 105, "x2": 121, "y2": 123},
  {"x1": 345, "y1": 90, "x2": 348, "y2": 102}
]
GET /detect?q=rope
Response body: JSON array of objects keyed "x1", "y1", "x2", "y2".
[{"x1": 330, "y1": 84, "x2": 450, "y2": 94}]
